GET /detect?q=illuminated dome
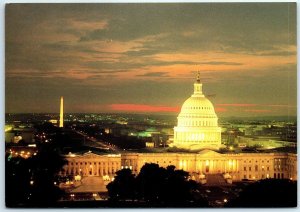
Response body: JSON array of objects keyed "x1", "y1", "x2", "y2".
[{"x1": 173, "y1": 73, "x2": 221, "y2": 150}]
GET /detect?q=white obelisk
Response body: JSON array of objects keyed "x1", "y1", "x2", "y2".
[{"x1": 59, "y1": 96, "x2": 64, "y2": 128}]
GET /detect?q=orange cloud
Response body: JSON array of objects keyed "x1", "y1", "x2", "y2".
[
  {"x1": 215, "y1": 107, "x2": 227, "y2": 112},
  {"x1": 110, "y1": 104, "x2": 180, "y2": 113}
]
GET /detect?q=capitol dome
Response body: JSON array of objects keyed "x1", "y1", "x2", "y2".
[{"x1": 173, "y1": 73, "x2": 221, "y2": 150}]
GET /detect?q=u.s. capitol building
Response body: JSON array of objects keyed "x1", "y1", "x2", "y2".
[{"x1": 61, "y1": 75, "x2": 297, "y2": 183}]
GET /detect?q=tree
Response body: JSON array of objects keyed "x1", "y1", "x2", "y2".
[
  {"x1": 5, "y1": 142, "x2": 67, "y2": 207},
  {"x1": 136, "y1": 163, "x2": 167, "y2": 202},
  {"x1": 5, "y1": 154, "x2": 31, "y2": 207},
  {"x1": 107, "y1": 168, "x2": 136, "y2": 201},
  {"x1": 26, "y1": 143, "x2": 67, "y2": 206},
  {"x1": 107, "y1": 163, "x2": 208, "y2": 207},
  {"x1": 226, "y1": 179, "x2": 297, "y2": 207}
]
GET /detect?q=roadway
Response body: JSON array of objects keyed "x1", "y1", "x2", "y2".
[{"x1": 73, "y1": 130, "x2": 120, "y2": 152}]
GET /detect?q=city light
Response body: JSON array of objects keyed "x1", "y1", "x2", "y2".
[{"x1": 4, "y1": 3, "x2": 298, "y2": 206}]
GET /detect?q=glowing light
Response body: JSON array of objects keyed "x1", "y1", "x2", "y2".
[
  {"x1": 30, "y1": 180, "x2": 34, "y2": 185},
  {"x1": 5, "y1": 126, "x2": 13, "y2": 132},
  {"x1": 75, "y1": 175, "x2": 81, "y2": 181},
  {"x1": 59, "y1": 96, "x2": 64, "y2": 128},
  {"x1": 223, "y1": 198, "x2": 228, "y2": 203}
]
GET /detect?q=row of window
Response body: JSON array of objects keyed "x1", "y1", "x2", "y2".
[
  {"x1": 184, "y1": 106, "x2": 212, "y2": 110},
  {"x1": 244, "y1": 174, "x2": 270, "y2": 179},
  {"x1": 243, "y1": 160, "x2": 270, "y2": 163},
  {"x1": 244, "y1": 165, "x2": 270, "y2": 171},
  {"x1": 177, "y1": 140, "x2": 219, "y2": 143},
  {"x1": 179, "y1": 120, "x2": 216, "y2": 126},
  {"x1": 175, "y1": 132, "x2": 219, "y2": 141},
  {"x1": 64, "y1": 168, "x2": 115, "y2": 176},
  {"x1": 68, "y1": 162, "x2": 119, "y2": 166}
]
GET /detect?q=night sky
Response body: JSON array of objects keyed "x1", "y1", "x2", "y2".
[{"x1": 5, "y1": 3, "x2": 297, "y2": 117}]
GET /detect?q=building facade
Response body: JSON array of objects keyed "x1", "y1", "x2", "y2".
[
  {"x1": 62, "y1": 150, "x2": 297, "y2": 182},
  {"x1": 61, "y1": 152, "x2": 121, "y2": 177}
]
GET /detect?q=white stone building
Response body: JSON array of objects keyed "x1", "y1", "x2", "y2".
[{"x1": 173, "y1": 74, "x2": 221, "y2": 150}]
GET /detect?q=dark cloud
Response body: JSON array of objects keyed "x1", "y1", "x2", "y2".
[
  {"x1": 136, "y1": 72, "x2": 169, "y2": 77},
  {"x1": 5, "y1": 3, "x2": 297, "y2": 116},
  {"x1": 78, "y1": 3, "x2": 296, "y2": 53}
]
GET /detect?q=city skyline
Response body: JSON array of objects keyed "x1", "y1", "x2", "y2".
[{"x1": 6, "y1": 3, "x2": 297, "y2": 117}]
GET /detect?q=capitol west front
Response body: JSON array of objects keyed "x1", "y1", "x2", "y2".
[{"x1": 61, "y1": 76, "x2": 297, "y2": 183}]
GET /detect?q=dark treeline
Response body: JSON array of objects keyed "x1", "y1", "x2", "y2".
[
  {"x1": 225, "y1": 179, "x2": 297, "y2": 207},
  {"x1": 106, "y1": 163, "x2": 209, "y2": 207},
  {"x1": 6, "y1": 123, "x2": 67, "y2": 207}
]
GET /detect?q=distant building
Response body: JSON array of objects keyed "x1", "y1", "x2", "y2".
[{"x1": 49, "y1": 119, "x2": 58, "y2": 126}]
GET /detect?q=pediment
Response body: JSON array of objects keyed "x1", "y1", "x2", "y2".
[
  {"x1": 81, "y1": 151, "x2": 102, "y2": 158},
  {"x1": 197, "y1": 149, "x2": 223, "y2": 158}
]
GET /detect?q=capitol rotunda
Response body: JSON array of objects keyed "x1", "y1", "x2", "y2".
[{"x1": 173, "y1": 74, "x2": 222, "y2": 150}]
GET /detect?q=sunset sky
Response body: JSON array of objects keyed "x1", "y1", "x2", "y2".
[{"x1": 5, "y1": 3, "x2": 297, "y2": 117}]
